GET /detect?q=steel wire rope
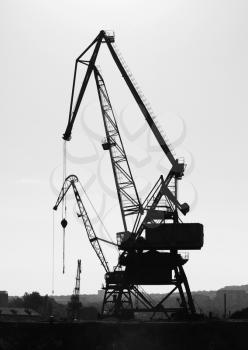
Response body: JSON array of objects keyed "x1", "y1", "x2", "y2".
[
  {"x1": 77, "y1": 180, "x2": 118, "y2": 251},
  {"x1": 52, "y1": 210, "x2": 55, "y2": 295},
  {"x1": 62, "y1": 141, "x2": 67, "y2": 273}
]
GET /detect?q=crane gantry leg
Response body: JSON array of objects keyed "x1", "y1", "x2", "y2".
[{"x1": 101, "y1": 283, "x2": 134, "y2": 319}]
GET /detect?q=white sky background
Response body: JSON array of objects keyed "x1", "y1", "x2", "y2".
[{"x1": 1, "y1": 0, "x2": 248, "y2": 296}]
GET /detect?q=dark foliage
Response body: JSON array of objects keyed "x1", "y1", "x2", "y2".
[
  {"x1": 230, "y1": 307, "x2": 248, "y2": 319},
  {"x1": 8, "y1": 292, "x2": 67, "y2": 319}
]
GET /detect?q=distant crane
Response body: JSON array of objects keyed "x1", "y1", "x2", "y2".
[
  {"x1": 74, "y1": 259, "x2": 82, "y2": 297},
  {"x1": 56, "y1": 30, "x2": 204, "y2": 319},
  {"x1": 67, "y1": 259, "x2": 82, "y2": 320}
]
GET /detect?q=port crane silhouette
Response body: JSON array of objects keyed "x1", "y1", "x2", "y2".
[
  {"x1": 67, "y1": 259, "x2": 82, "y2": 320},
  {"x1": 54, "y1": 30, "x2": 204, "y2": 319},
  {"x1": 53, "y1": 175, "x2": 110, "y2": 273}
]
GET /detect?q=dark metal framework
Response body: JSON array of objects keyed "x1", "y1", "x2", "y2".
[
  {"x1": 67, "y1": 259, "x2": 82, "y2": 320},
  {"x1": 101, "y1": 284, "x2": 134, "y2": 319},
  {"x1": 57, "y1": 30, "x2": 203, "y2": 319},
  {"x1": 74, "y1": 259, "x2": 82, "y2": 297},
  {"x1": 132, "y1": 175, "x2": 189, "y2": 238},
  {"x1": 102, "y1": 261, "x2": 195, "y2": 319},
  {"x1": 94, "y1": 67, "x2": 143, "y2": 231},
  {"x1": 63, "y1": 31, "x2": 183, "y2": 177},
  {"x1": 53, "y1": 175, "x2": 109, "y2": 273}
]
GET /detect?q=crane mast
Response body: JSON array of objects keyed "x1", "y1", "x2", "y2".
[
  {"x1": 94, "y1": 67, "x2": 143, "y2": 232},
  {"x1": 53, "y1": 175, "x2": 109, "y2": 273}
]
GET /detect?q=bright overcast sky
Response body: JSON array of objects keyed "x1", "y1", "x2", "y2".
[{"x1": 1, "y1": 0, "x2": 248, "y2": 296}]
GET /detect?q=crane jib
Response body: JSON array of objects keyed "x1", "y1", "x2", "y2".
[{"x1": 62, "y1": 31, "x2": 183, "y2": 178}]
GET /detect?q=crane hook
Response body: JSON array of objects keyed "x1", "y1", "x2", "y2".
[{"x1": 61, "y1": 218, "x2": 68, "y2": 228}]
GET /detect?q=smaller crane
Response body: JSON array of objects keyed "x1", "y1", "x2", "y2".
[
  {"x1": 53, "y1": 174, "x2": 138, "y2": 318},
  {"x1": 53, "y1": 175, "x2": 110, "y2": 273},
  {"x1": 67, "y1": 259, "x2": 82, "y2": 320}
]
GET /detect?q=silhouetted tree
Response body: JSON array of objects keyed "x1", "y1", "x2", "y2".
[
  {"x1": 9, "y1": 292, "x2": 66, "y2": 319},
  {"x1": 23, "y1": 292, "x2": 43, "y2": 312},
  {"x1": 8, "y1": 296, "x2": 24, "y2": 308},
  {"x1": 230, "y1": 307, "x2": 248, "y2": 319}
]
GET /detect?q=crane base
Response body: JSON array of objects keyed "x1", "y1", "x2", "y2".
[{"x1": 101, "y1": 263, "x2": 195, "y2": 319}]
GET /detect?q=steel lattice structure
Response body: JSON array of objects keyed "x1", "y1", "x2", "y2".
[{"x1": 54, "y1": 30, "x2": 204, "y2": 319}]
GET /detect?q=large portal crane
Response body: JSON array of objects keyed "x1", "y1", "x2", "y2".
[{"x1": 58, "y1": 31, "x2": 204, "y2": 319}]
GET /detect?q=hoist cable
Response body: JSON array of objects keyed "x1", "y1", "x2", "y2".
[
  {"x1": 62, "y1": 141, "x2": 67, "y2": 273},
  {"x1": 78, "y1": 180, "x2": 117, "y2": 250},
  {"x1": 52, "y1": 210, "x2": 55, "y2": 295},
  {"x1": 63, "y1": 228, "x2": 65, "y2": 274},
  {"x1": 62, "y1": 141, "x2": 67, "y2": 219}
]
